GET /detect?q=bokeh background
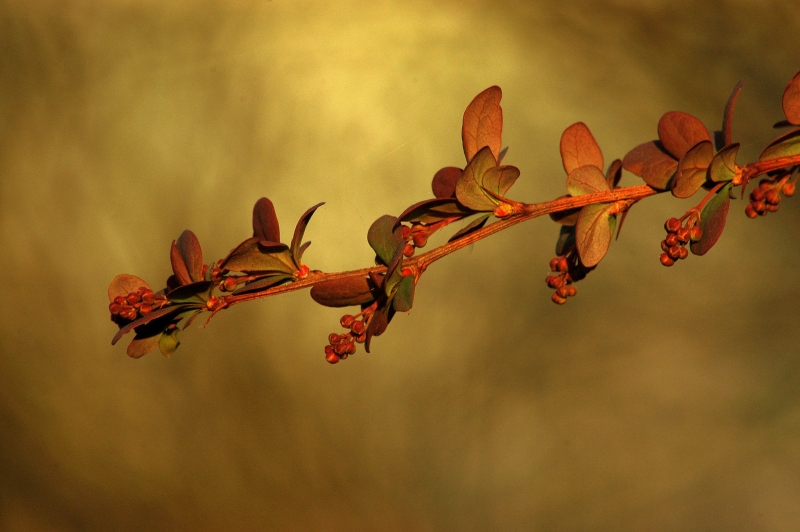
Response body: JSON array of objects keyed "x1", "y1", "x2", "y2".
[{"x1": 2, "y1": 1, "x2": 800, "y2": 529}]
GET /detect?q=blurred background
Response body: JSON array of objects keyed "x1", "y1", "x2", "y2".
[{"x1": 2, "y1": 0, "x2": 800, "y2": 529}]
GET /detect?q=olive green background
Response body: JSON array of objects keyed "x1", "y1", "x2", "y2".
[{"x1": 2, "y1": 1, "x2": 800, "y2": 530}]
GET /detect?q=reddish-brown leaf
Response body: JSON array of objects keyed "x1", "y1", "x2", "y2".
[
  {"x1": 672, "y1": 140, "x2": 713, "y2": 198},
  {"x1": 657, "y1": 111, "x2": 712, "y2": 160},
  {"x1": 112, "y1": 305, "x2": 194, "y2": 345},
  {"x1": 709, "y1": 143, "x2": 739, "y2": 182},
  {"x1": 127, "y1": 333, "x2": 161, "y2": 358},
  {"x1": 690, "y1": 183, "x2": 732, "y2": 256},
  {"x1": 622, "y1": 141, "x2": 677, "y2": 190},
  {"x1": 252, "y1": 197, "x2": 281, "y2": 244},
  {"x1": 462, "y1": 86, "x2": 503, "y2": 162},
  {"x1": 448, "y1": 213, "x2": 490, "y2": 242},
  {"x1": 560, "y1": 122, "x2": 604, "y2": 175},
  {"x1": 783, "y1": 71, "x2": 800, "y2": 125},
  {"x1": 176, "y1": 230, "x2": 204, "y2": 282},
  {"x1": 170, "y1": 241, "x2": 192, "y2": 286},
  {"x1": 432, "y1": 167, "x2": 463, "y2": 199},
  {"x1": 108, "y1": 274, "x2": 151, "y2": 302},
  {"x1": 455, "y1": 146, "x2": 498, "y2": 211},
  {"x1": 566, "y1": 165, "x2": 610, "y2": 196},
  {"x1": 482, "y1": 165, "x2": 520, "y2": 198},
  {"x1": 290, "y1": 202, "x2": 324, "y2": 264},
  {"x1": 232, "y1": 274, "x2": 292, "y2": 295},
  {"x1": 722, "y1": 80, "x2": 744, "y2": 147},
  {"x1": 396, "y1": 198, "x2": 471, "y2": 225},
  {"x1": 605, "y1": 159, "x2": 622, "y2": 190},
  {"x1": 221, "y1": 238, "x2": 297, "y2": 274},
  {"x1": 310, "y1": 276, "x2": 375, "y2": 308},
  {"x1": 575, "y1": 203, "x2": 616, "y2": 267},
  {"x1": 365, "y1": 304, "x2": 392, "y2": 353}
]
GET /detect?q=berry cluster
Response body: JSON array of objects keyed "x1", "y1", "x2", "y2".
[
  {"x1": 401, "y1": 223, "x2": 435, "y2": 258},
  {"x1": 324, "y1": 308, "x2": 373, "y2": 364},
  {"x1": 545, "y1": 255, "x2": 586, "y2": 304},
  {"x1": 109, "y1": 287, "x2": 166, "y2": 324},
  {"x1": 745, "y1": 177, "x2": 796, "y2": 218},
  {"x1": 659, "y1": 217, "x2": 701, "y2": 267}
]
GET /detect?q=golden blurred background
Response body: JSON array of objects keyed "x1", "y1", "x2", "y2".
[{"x1": 2, "y1": 1, "x2": 800, "y2": 529}]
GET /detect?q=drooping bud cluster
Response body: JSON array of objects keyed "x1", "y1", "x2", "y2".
[
  {"x1": 401, "y1": 223, "x2": 435, "y2": 258},
  {"x1": 545, "y1": 254, "x2": 588, "y2": 304},
  {"x1": 745, "y1": 177, "x2": 795, "y2": 218},
  {"x1": 659, "y1": 217, "x2": 701, "y2": 267},
  {"x1": 324, "y1": 307, "x2": 373, "y2": 364},
  {"x1": 108, "y1": 287, "x2": 166, "y2": 324}
]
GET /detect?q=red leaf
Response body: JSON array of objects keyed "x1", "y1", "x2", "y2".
[
  {"x1": 575, "y1": 203, "x2": 616, "y2": 267},
  {"x1": 690, "y1": 183, "x2": 732, "y2": 256},
  {"x1": 127, "y1": 333, "x2": 161, "y2": 359},
  {"x1": 310, "y1": 276, "x2": 375, "y2": 308},
  {"x1": 396, "y1": 198, "x2": 470, "y2": 225},
  {"x1": 783, "y1": 71, "x2": 800, "y2": 125},
  {"x1": 112, "y1": 305, "x2": 195, "y2": 345},
  {"x1": 220, "y1": 238, "x2": 297, "y2": 274},
  {"x1": 108, "y1": 274, "x2": 151, "y2": 302},
  {"x1": 672, "y1": 140, "x2": 713, "y2": 198},
  {"x1": 605, "y1": 159, "x2": 622, "y2": 190},
  {"x1": 622, "y1": 141, "x2": 677, "y2": 190},
  {"x1": 448, "y1": 213, "x2": 490, "y2": 242},
  {"x1": 657, "y1": 111, "x2": 712, "y2": 160},
  {"x1": 170, "y1": 241, "x2": 192, "y2": 286},
  {"x1": 176, "y1": 230, "x2": 203, "y2": 282},
  {"x1": 560, "y1": 122, "x2": 604, "y2": 175},
  {"x1": 432, "y1": 167, "x2": 463, "y2": 199},
  {"x1": 252, "y1": 197, "x2": 281, "y2": 244},
  {"x1": 290, "y1": 202, "x2": 324, "y2": 264},
  {"x1": 566, "y1": 165, "x2": 610, "y2": 196},
  {"x1": 722, "y1": 80, "x2": 744, "y2": 147},
  {"x1": 462, "y1": 86, "x2": 503, "y2": 162}
]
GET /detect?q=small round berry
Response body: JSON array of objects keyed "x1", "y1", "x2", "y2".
[
  {"x1": 109, "y1": 302, "x2": 122, "y2": 315},
  {"x1": 126, "y1": 292, "x2": 141, "y2": 305},
  {"x1": 750, "y1": 187, "x2": 765, "y2": 201},
  {"x1": 142, "y1": 292, "x2": 155, "y2": 305},
  {"x1": 345, "y1": 342, "x2": 356, "y2": 355},
  {"x1": 401, "y1": 225, "x2": 412, "y2": 239},
  {"x1": 668, "y1": 245, "x2": 682, "y2": 260},
  {"x1": 549, "y1": 257, "x2": 560, "y2": 272},
  {"x1": 678, "y1": 247, "x2": 689, "y2": 260},
  {"x1": 351, "y1": 320, "x2": 366, "y2": 335},
  {"x1": 753, "y1": 200, "x2": 767, "y2": 214},
  {"x1": 556, "y1": 286, "x2": 570, "y2": 298},
  {"x1": 665, "y1": 233, "x2": 679, "y2": 247},
  {"x1": 765, "y1": 190, "x2": 781, "y2": 205},
  {"x1": 328, "y1": 333, "x2": 340, "y2": 344},
  {"x1": 139, "y1": 304, "x2": 152, "y2": 315},
  {"x1": 412, "y1": 232, "x2": 428, "y2": 247},
  {"x1": 124, "y1": 307, "x2": 139, "y2": 320},
  {"x1": 567, "y1": 285, "x2": 577, "y2": 297},
  {"x1": 661, "y1": 240, "x2": 670, "y2": 252},
  {"x1": 355, "y1": 332, "x2": 367, "y2": 344},
  {"x1": 676, "y1": 227, "x2": 690, "y2": 243},
  {"x1": 556, "y1": 256, "x2": 569, "y2": 273},
  {"x1": 745, "y1": 204, "x2": 758, "y2": 218},
  {"x1": 326, "y1": 351, "x2": 340, "y2": 364},
  {"x1": 665, "y1": 218, "x2": 681, "y2": 233},
  {"x1": 113, "y1": 295, "x2": 125, "y2": 305},
  {"x1": 546, "y1": 275, "x2": 564, "y2": 289},
  {"x1": 223, "y1": 277, "x2": 238, "y2": 292},
  {"x1": 660, "y1": 253, "x2": 675, "y2": 267},
  {"x1": 403, "y1": 244, "x2": 415, "y2": 258},
  {"x1": 767, "y1": 203, "x2": 779, "y2": 212},
  {"x1": 783, "y1": 182, "x2": 796, "y2": 197},
  {"x1": 340, "y1": 314, "x2": 355, "y2": 328},
  {"x1": 759, "y1": 178, "x2": 772, "y2": 189},
  {"x1": 401, "y1": 268, "x2": 413, "y2": 277},
  {"x1": 334, "y1": 342, "x2": 348, "y2": 355},
  {"x1": 689, "y1": 226, "x2": 703, "y2": 242},
  {"x1": 325, "y1": 345, "x2": 335, "y2": 356},
  {"x1": 551, "y1": 293, "x2": 567, "y2": 305}
]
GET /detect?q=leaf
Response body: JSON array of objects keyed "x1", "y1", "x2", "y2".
[
  {"x1": 455, "y1": 146, "x2": 498, "y2": 211},
  {"x1": 690, "y1": 183, "x2": 732, "y2": 256},
  {"x1": 365, "y1": 304, "x2": 393, "y2": 353},
  {"x1": 759, "y1": 128, "x2": 800, "y2": 161},
  {"x1": 555, "y1": 225, "x2": 576, "y2": 256},
  {"x1": 566, "y1": 165, "x2": 610, "y2": 196},
  {"x1": 575, "y1": 203, "x2": 616, "y2": 267},
  {"x1": 721, "y1": 80, "x2": 744, "y2": 148},
  {"x1": 252, "y1": 197, "x2": 281, "y2": 244},
  {"x1": 231, "y1": 274, "x2": 292, "y2": 295},
  {"x1": 550, "y1": 205, "x2": 581, "y2": 226},
  {"x1": 708, "y1": 143, "x2": 739, "y2": 183},
  {"x1": 396, "y1": 198, "x2": 472, "y2": 225},
  {"x1": 448, "y1": 213, "x2": 490, "y2": 242},
  {"x1": 383, "y1": 245, "x2": 406, "y2": 295},
  {"x1": 560, "y1": 122, "x2": 604, "y2": 175},
  {"x1": 783, "y1": 71, "x2": 800, "y2": 125},
  {"x1": 605, "y1": 159, "x2": 622, "y2": 190},
  {"x1": 432, "y1": 167, "x2": 463, "y2": 199},
  {"x1": 672, "y1": 140, "x2": 713, "y2": 198},
  {"x1": 112, "y1": 304, "x2": 196, "y2": 345},
  {"x1": 126, "y1": 333, "x2": 161, "y2": 359},
  {"x1": 290, "y1": 202, "x2": 324, "y2": 264},
  {"x1": 159, "y1": 329, "x2": 180, "y2": 357},
  {"x1": 296, "y1": 241, "x2": 312, "y2": 263},
  {"x1": 170, "y1": 240, "x2": 192, "y2": 286},
  {"x1": 392, "y1": 275, "x2": 415, "y2": 312},
  {"x1": 166, "y1": 280, "x2": 214, "y2": 303},
  {"x1": 482, "y1": 165, "x2": 520, "y2": 198},
  {"x1": 221, "y1": 237, "x2": 298, "y2": 274},
  {"x1": 368, "y1": 215, "x2": 403, "y2": 266},
  {"x1": 176, "y1": 230, "x2": 204, "y2": 283},
  {"x1": 108, "y1": 274, "x2": 151, "y2": 302},
  {"x1": 310, "y1": 276, "x2": 375, "y2": 308},
  {"x1": 657, "y1": 111, "x2": 712, "y2": 160},
  {"x1": 622, "y1": 141, "x2": 677, "y2": 190},
  {"x1": 462, "y1": 86, "x2": 503, "y2": 162}
]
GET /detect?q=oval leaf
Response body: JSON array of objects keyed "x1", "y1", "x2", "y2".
[
  {"x1": 455, "y1": 146, "x2": 498, "y2": 211},
  {"x1": 126, "y1": 333, "x2": 161, "y2": 359},
  {"x1": 721, "y1": 80, "x2": 744, "y2": 148},
  {"x1": 112, "y1": 304, "x2": 195, "y2": 345},
  {"x1": 232, "y1": 274, "x2": 292, "y2": 296},
  {"x1": 709, "y1": 143, "x2": 739, "y2": 183},
  {"x1": 108, "y1": 274, "x2": 151, "y2": 302},
  {"x1": 310, "y1": 276, "x2": 375, "y2": 308},
  {"x1": 392, "y1": 274, "x2": 415, "y2": 312},
  {"x1": 365, "y1": 304, "x2": 392, "y2": 353},
  {"x1": 176, "y1": 230, "x2": 204, "y2": 282},
  {"x1": 368, "y1": 215, "x2": 403, "y2": 266},
  {"x1": 448, "y1": 213, "x2": 491, "y2": 242},
  {"x1": 783, "y1": 71, "x2": 800, "y2": 125},
  {"x1": 221, "y1": 237, "x2": 298, "y2": 274},
  {"x1": 290, "y1": 202, "x2": 324, "y2": 264},
  {"x1": 560, "y1": 122, "x2": 604, "y2": 175},
  {"x1": 170, "y1": 240, "x2": 192, "y2": 286},
  {"x1": 690, "y1": 183, "x2": 732, "y2": 256},
  {"x1": 759, "y1": 128, "x2": 800, "y2": 161},
  {"x1": 605, "y1": 159, "x2": 622, "y2": 190},
  {"x1": 159, "y1": 329, "x2": 180, "y2": 357},
  {"x1": 482, "y1": 165, "x2": 520, "y2": 198},
  {"x1": 657, "y1": 111, "x2": 712, "y2": 160},
  {"x1": 622, "y1": 141, "x2": 677, "y2": 190},
  {"x1": 672, "y1": 140, "x2": 713, "y2": 198},
  {"x1": 397, "y1": 198, "x2": 471, "y2": 225},
  {"x1": 432, "y1": 167, "x2": 463, "y2": 199},
  {"x1": 575, "y1": 203, "x2": 616, "y2": 267},
  {"x1": 252, "y1": 197, "x2": 281, "y2": 244},
  {"x1": 166, "y1": 280, "x2": 214, "y2": 302},
  {"x1": 462, "y1": 86, "x2": 503, "y2": 162},
  {"x1": 566, "y1": 165, "x2": 610, "y2": 196}
]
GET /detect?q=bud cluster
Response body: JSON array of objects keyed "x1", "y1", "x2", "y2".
[
  {"x1": 745, "y1": 177, "x2": 795, "y2": 218},
  {"x1": 401, "y1": 223, "x2": 435, "y2": 258},
  {"x1": 324, "y1": 307, "x2": 374, "y2": 364},
  {"x1": 659, "y1": 217, "x2": 701, "y2": 267},
  {"x1": 545, "y1": 254, "x2": 587, "y2": 304},
  {"x1": 108, "y1": 287, "x2": 166, "y2": 324}
]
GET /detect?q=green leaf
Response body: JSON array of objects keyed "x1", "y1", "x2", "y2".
[
  {"x1": 559, "y1": 122, "x2": 604, "y2": 175},
  {"x1": 575, "y1": 203, "x2": 616, "y2": 267},
  {"x1": 290, "y1": 202, "x2": 324, "y2": 265},
  {"x1": 397, "y1": 199, "x2": 472, "y2": 225},
  {"x1": 482, "y1": 165, "x2": 520, "y2": 198},
  {"x1": 708, "y1": 143, "x2": 739, "y2": 182},
  {"x1": 252, "y1": 197, "x2": 281, "y2": 244},
  {"x1": 221, "y1": 237, "x2": 298, "y2": 274},
  {"x1": 657, "y1": 111, "x2": 712, "y2": 160},
  {"x1": 622, "y1": 141, "x2": 677, "y2": 190},
  {"x1": 431, "y1": 167, "x2": 463, "y2": 199},
  {"x1": 159, "y1": 329, "x2": 180, "y2": 357},
  {"x1": 166, "y1": 280, "x2": 214, "y2": 303},
  {"x1": 392, "y1": 274, "x2": 415, "y2": 312},
  {"x1": 759, "y1": 128, "x2": 800, "y2": 161},
  {"x1": 555, "y1": 225, "x2": 575, "y2": 256},
  {"x1": 690, "y1": 183, "x2": 732, "y2": 256},
  {"x1": 448, "y1": 213, "x2": 491, "y2": 242},
  {"x1": 455, "y1": 146, "x2": 498, "y2": 211},
  {"x1": 462, "y1": 86, "x2": 503, "y2": 163},
  {"x1": 721, "y1": 80, "x2": 744, "y2": 149},
  {"x1": 367, "y1": 215, "x2": 403, "y2": 266},
  {"x1": 310, "y1": 276, "x2": 375, "y2": 308},
  {"x1": 672, "y1": 140, "x2": 713, "y2": 198},
  {"x1": 783, "y1": 71, "x2": 800, "y2": 125},
  {"x1": 231, "y1": 274, "x2": 292, "y2": 296},
  {"x1": 566, "y1": 165, "x2": 610, "y2": 196},
  {"x1": 108, "y1": 274, "x2": 151, "y2": 302}
]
